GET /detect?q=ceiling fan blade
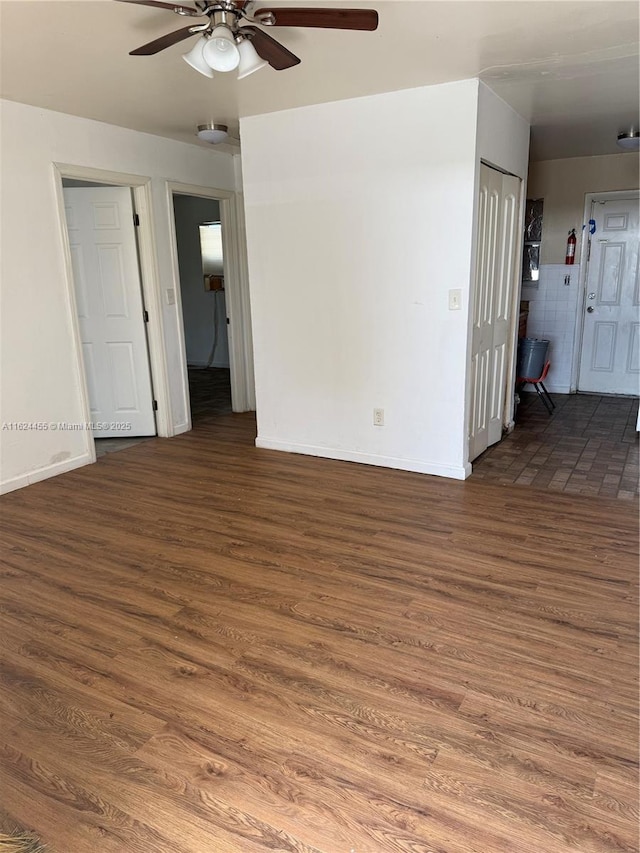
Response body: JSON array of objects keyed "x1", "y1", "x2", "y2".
[
  {"x1": 129, "y1": 24, "x2": 201, "y2": 54},
  {"x1": 255, "y1": 7, "x2": 378, "y2": 30},
  {"x1": 115, "y1": 0, "x2": 202, "y2": 16},
  {"x1": 241, "y1": 26, "x2": 301, "y2": 70}
]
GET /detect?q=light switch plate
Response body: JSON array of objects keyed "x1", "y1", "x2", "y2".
[{"x1": 449, "y1": 289, "x2": 462, "y2": 311}]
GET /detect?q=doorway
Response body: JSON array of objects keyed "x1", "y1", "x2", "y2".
[
  {"x1": 172, "y1": 194, "x2": 232, "y2": 423},
  {"x1": 577, "y1": 193, "x2": 639, "y2": 395},
  {"x1": 55, "y1": 166, "x2": 255, "y2": 466},
  {"x1": 168, "y1": 188, "x2": 255, "y2": 420},
  {"x1": 61, "y1": 178, "x2": 156, "y2": 457}
]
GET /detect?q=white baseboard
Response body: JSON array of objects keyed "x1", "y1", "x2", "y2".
[
  {"x1": 255, "y1": 437, "x2": 471, "y2": 480},
  {"x1": 0, "y1": 452, "x2": 93, "y2": 495}
]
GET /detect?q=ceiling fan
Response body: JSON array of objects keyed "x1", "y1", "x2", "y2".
[{"x1": 116, "y1": 1, "x2": 379, "y2": 78}]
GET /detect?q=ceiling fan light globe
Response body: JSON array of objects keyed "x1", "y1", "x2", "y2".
[
  {"x1": 203, "y1": 25, "x2": 240, "y2": 72},
  {"x1": 237, "y1": 38, "x2": 269, "y2": 79},
  {"x1": 182, "y1": 36, "x2": 214, "y2": 77}
]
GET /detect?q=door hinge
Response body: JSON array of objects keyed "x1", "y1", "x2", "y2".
[
  {"x1": 587, "y1": 239, "x2": 591, "y2": 262},
  {"x1": 226, "y1": 317, "x2": 230, "y2": 325},
  {"x1": 133, "y1": 213, "x2": 140, "y2": 227},
  {"x1": 143, "y1": 310, "x2": 149, "y2": 323},
  {"x1": 152, "y1": 400, "x2": 158, "y2": 411}
]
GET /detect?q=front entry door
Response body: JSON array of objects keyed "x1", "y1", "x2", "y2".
[
  {"x1": 578, "y1": 196, "x2": 639, "y2": 395},
  {"x1": 64, "y1": 186, "x2": 156, "y2": 438}
]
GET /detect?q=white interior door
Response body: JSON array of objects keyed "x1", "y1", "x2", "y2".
[
  {"x1": 578, "y1": 197, "x2": 640, "y2": 395},
  {"x1": 64, "y1": 186, "x2": 156, "y2": 438},
  {"x1": 469, "y1": 164, "x2": 521, "y2": 462}
]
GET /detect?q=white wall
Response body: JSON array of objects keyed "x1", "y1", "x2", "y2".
[
  {"x1": 0, "y1": 100, "x2": 236, "y2": 493},
  {"x1": 241, "y1": 80, "x2": 482, "y2": 479},
  {"x1": 476, "y1": 82, "x2": 530, "y2": 181},
  {"x1": 522, "y1": 264, "x2": 581, "y2": 393},
  {"x1": 172, "y1": 195, "x2": 230, "y2": 368}
]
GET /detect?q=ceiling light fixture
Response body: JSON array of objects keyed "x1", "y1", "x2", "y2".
[
  {"x1": 122, "y1": 1, "x2": 379, "y2": 81},
  {"x1": 617, "y1": 129, "x2": 640, "y2": 151},
  {"x1": 202, "y1": 24, "x2": 240, "y2": 72},
  {"x1": 237, "y1": 36, "x2": 269, "y2": 79},
  {"x1": 182, "y1": 36, "x2": 214, "y2": 78},
  {"x1": 197, "y1": 123, "x2": 229, "y2": 145}
]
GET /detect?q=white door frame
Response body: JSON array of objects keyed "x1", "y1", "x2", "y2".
[
  {"x1": 571, "y1": 188, "x2": 640, "y2": 392},
  {"x1": 167, "y1": 181, "x2": 255, "y2": 423},
  {"x1": 53, "y1": 163, "x2": 167, "y2": 464},
  {"x1": 62, "y1": 185, "x2": 157, "y2": 438}
]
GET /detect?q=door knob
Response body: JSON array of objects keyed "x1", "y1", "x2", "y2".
[{"x1": 587, "y1": 306, "x2": 594, "y2": 313}]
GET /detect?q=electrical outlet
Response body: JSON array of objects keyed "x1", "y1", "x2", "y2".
[
  {"x1": 448, "y1": 289, "x2": 462, "y2": 310},
  {"x1": 373, "y1": 408, "x2": 384, "y2": 426}
]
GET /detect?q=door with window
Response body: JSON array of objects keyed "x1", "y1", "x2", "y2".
[
  {"x1": 64, "y1": 186, "x2": 156, "y2": 438},
  {"x1": 578, "y1": 196, "x2": 639, "y2": 395}
]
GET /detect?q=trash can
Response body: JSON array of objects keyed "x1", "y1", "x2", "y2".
[{"x1": 518, "y1": 338, "x2": 549, "y2": 379}]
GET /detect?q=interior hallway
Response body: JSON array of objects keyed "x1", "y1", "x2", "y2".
[
  {"x1": 472, "y1": 392, "x2": 639, "y2": 500},
  {"x1": 187, "y1": 366, "x2": 232, "y2": 422}
]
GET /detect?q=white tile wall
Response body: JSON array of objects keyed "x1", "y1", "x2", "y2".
[{"x1": 521, "y1": 264, "x2": 581, "y2": 393}]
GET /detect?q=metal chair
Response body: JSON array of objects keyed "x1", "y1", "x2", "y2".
[{"x1": 518, "y1": 360, "x2": 555, "y2": 415}]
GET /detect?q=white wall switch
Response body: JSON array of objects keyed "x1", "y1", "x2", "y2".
[
  {"x1": 373, "y1": 408, "x2": 384, "y2": 426},
  {"x1": 448, "y1": 289, "x2": 462, "y2": 310},
  {"x1": 166, "y1": 288, "x2": 176, "y2": 305}
]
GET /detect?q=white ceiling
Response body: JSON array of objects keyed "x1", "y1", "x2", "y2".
[{"x1": 1, "y1": 0, "x2": 638, "y2": 161}]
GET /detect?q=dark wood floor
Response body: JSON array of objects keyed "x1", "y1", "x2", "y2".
[
  {"x1": 473, "y1": 392, "x2": 639, "y2": 500},
  {"x1": 1, "y1": 413, "x2": 638, "y2": 852},
  {"x1": 188, "y1": 367, "x2": 232, "y2": 422}
]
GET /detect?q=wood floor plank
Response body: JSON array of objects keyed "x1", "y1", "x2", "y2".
[
  {"x1": 0, "y1": 739, "x2": 272, "y2": 853},
  {"x1": 0, "y1": 411, "x2": 637, "y2": 852},
  {"x1": 0, "y1": 764, "x2": 176, "y2": 853}
]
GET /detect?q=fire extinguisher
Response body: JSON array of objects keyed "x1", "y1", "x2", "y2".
[{"x1": 565, "y1": 228, "x2": 577, "y2": 265}]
